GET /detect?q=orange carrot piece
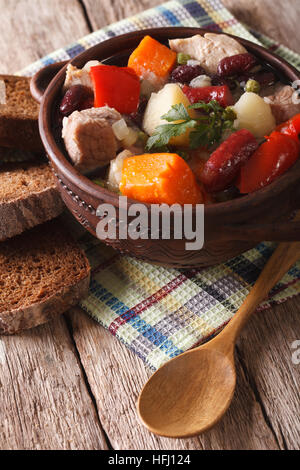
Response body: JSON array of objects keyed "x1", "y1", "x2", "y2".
[
  {"x1": 119, "y1": 153, "x2": 203, "y2": 205},
  {"x1": 128, "y1": 36, "x2": 177, "y2": 79}
]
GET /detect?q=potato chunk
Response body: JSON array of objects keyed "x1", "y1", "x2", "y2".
[
  {"x1": 142, "y1": 83, "x2": 195, "y2": 147},
  {"x1": 233, "y1": 92, "x2": 276, "y2": 138}
]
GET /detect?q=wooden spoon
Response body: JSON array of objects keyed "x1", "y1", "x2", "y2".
[{"x1": 137, "y1": 241, "x2": 300, "y2": 438}]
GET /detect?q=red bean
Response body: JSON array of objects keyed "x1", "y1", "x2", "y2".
[
  {"x1": 129, "y1": 96, "x2": 148, "y2": 126},
  {"x1": 170, "y1": 64, "x2": 206, "y2": 84},
  {"x1": 199, "y1": 129, "x2": 259, "y2": 192},
  {"x1": 217, "y1": 53, "x2": 257, "y2": 78},
  {"x1": 78, "y1": 96, "x2": 95, "y2": 111},
  {"x1": 211, "y1": 74, "x2": 236, "y2": 90},
  {"x1": 60, "y1": 85, "x2": 94, "y2": 116},
  {"x1": 248, "y1": 71, "x2": 277, "y2": 88}
]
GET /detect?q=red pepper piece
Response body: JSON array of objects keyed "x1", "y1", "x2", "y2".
[
  {"x1": 199, "y1": 129, "x2": 258, "y2": 193},
  {"x1": 182, "y1": 85, "x2": 233, "y2": 108},
  {"x1": 275, "y1": 113, "x2": 300, "y2": 142},
  {"x1": 90, "y1": 65, "x2": 140, "y2": 114},
  {"x1": 237, "y1": 132, "x2": 300, "y2": 194}
]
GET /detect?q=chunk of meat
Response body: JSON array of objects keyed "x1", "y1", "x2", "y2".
[
  {"x1": 63, "y1": 64, "x2": 94, "y2": 91},
  {"x1": 265, "y1": 85, "x2": 300, "y2": 124},
  {"x1": 62, "y1": 106, "x2": 122, "y2": 172},
  {"x1": 169, "y1": 34, "x2": 247, "y2": 75}
]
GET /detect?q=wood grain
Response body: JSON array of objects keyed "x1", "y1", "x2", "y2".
[
  {"x1": 0, "y1": 317, "x2": 108, "y2": 449},
  {"x1": 0, "y1": 0, "x2": 299, "y2": 450},
  {"x1": 0, "y1": 0, "x2": 90, "y2": 74},
  {"x1": 237, "y1": 297, "x2": 300, "y2": 450},
  {"x1": 82, "y1": 0, "x2": 163, "y2": 30},
  {"x1": 69, "y1": 307, "x2": 279, "y2": 450},
  {"x1": 137, "y1": 242, "x2": 300, "y2": 438},
  {"x1": 223, "y1": 0, "x2": 300, "y2": 54}
]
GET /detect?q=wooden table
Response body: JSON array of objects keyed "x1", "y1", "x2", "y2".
[{"x1": 1, "y1": 0, "x2": 299, "y2": 451}]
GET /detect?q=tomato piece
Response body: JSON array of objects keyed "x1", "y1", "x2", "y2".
[
  {"x1": 237, "y1": 132, "x2": 300, "y2": 194},
  {"x1": 199, "y1": 129, "x2": 258, "y2": 192},
  {"x1": 275, "y1": 113, "x2": 300, "y2": 141},
  {"x1": 182, "y1": 85, "x2": 234, "y2": 108},
  {"x1": 90, "y1": 65, "x2": 140, "y2": 114}
]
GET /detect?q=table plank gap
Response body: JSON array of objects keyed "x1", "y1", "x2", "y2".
[
  {"x1": 235, "y1": 345, "x2": 283, "y2": 449},
  {"x1": 0, "y1": 316, "x2": 108, "y2": 450},
  {"x1": 68, "y1": 307, "x2": 280, "y2": 450},
  {"x1": 64, "y1": 314, "x2": 114, "y2": 449},
  {"x1": 77, "y1": 0, "x2": 94, "y2": 33}
]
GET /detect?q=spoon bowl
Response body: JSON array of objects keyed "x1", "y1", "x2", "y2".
[{"x1": 138, "y1": 347, "x2": 236, "y2": 438}]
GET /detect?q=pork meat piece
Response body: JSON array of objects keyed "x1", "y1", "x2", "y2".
[
  {"x1": 265, "y1": 85, "x2": 300, "y2": 124},
  {"x1": 169, "y1": 33, "x2": 247, "y2": 74},
  {"x1": 64, "y1": 64, "x2": 94, "y2": 91},
  {"x1": 62, "y1": 106, "x2": 122, "y2": 172}
]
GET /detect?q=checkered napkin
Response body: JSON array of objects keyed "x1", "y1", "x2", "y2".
[{"x1": 20, "y1": 0, "x2": 300, "y2": 370}]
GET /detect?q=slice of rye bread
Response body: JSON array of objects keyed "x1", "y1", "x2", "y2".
[
  {"x1": 0, "y1": 160, "x2": 65, "y2": 241},
  {"x1": 0, "y1": 74, "x2": 43, "y2": 153},
  {"x1": 0, "y1": 219, "x2": 91, "y2": 334}
]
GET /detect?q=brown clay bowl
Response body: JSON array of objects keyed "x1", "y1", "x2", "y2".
[{"x1": 31, "y1": 27, "x2": 300, "y2": 268}]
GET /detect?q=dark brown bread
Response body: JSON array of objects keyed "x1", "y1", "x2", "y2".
[
  {"x1": 0, "y1": 74, "x2": 43, "y2": 153},
  {"x1": 0, "y1": 161, "x2": 65, "y2": 241},
  {"x1": 0, "y1": 219, "x2": 91, "y2": 334}
]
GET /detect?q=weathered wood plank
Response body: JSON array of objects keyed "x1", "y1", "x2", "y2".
[
  {"x1": 0, "y1": 317, "x2": 108, "y2": 449},
  {"x1": 0, "y1": 0, "x2": 108, "y2": 450},
  {"x1": 69, "y1": 307, "x2": 279, "y2": 450},
  {"x1": 237, "y1": 297, "x2": 300, "y2": 450},
  {"x1": 75, "y1": 0, "x2": 300, "y2": 449},
  {"x1": 0, "y1": 0, "x2": 299, "y2": 451},
  {"x1": 0, "y1": 0, "x2": 90, "y2": 74},
  {"x1": 223, "y1": 0, "x2": 300, "y2": 54},
  {"x1": 82, "y1": 0, "x2": 163, "y2": 30}
]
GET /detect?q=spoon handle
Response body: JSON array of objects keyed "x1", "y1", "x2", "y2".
[{"x1": 210, "y1": 241, "x2": 300, "y2": 352}]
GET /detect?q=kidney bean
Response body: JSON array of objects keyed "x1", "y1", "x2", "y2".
[
  {"x1": 199, "y1": 129, "x2": 259, "y2": 192},
  {"x1": 211, "y1": 74, "x2": 236, "y2": 90},
  {"x1": 237, "y1": 70, "x2": 277, "y2": 88},
  {"x1": 250, "y1": 71, "x2": 277, "y2": 87},
  {"x1": 60, "y1": 85, "x2": 94, "y2": 116},
  {"x1": 217, "y1": 53, "x2": 257, "y2": 78},
  {"x1": 78, "y1": 96, "x2": 95, "y2": 111},
  {"x1": 129, "y1": 96, "x2": 148, "y2": 127},
  {"x1": 170, "y1": 64, "x2": 206, "y2": 84}
]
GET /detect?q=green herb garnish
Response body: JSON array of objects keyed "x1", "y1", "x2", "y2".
[{"x1": 146, "y1": 101, "x2": 236, "y2": 151}]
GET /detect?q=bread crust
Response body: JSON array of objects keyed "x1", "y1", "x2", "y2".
[
  {"x1": 0, "y1": 185, "x2": 65, "y2": 241},
  {"x1": 0, "y1": 75, "x2": 43, "y2": 153},
  {"x1": 0, "y1": 271, "x2": 91, "y2": 335}
]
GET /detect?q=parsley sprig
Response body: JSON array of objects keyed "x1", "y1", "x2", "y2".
[{"x1": 145, "y1": 101, "x2": 236, "y2": 151}]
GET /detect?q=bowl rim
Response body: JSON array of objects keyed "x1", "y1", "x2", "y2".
[{"x1": 39, "y1": 26, "x2": 300, "y2": 215}]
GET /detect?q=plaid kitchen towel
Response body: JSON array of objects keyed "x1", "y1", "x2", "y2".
[{"x1": 19, "y1": 0, "x2": 300, "y2": 370}]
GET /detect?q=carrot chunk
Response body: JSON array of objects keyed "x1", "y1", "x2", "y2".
[
  {"x1": 119, "y1": 153, "x2": 203, "y2": 205},
  {"x1": 128, "y1": 36, "x2": 177, "y2": 80}
]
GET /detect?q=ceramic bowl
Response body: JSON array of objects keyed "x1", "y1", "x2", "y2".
[{"x1": 31, "y1": 27, "x2": 300, "y2": 268}]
